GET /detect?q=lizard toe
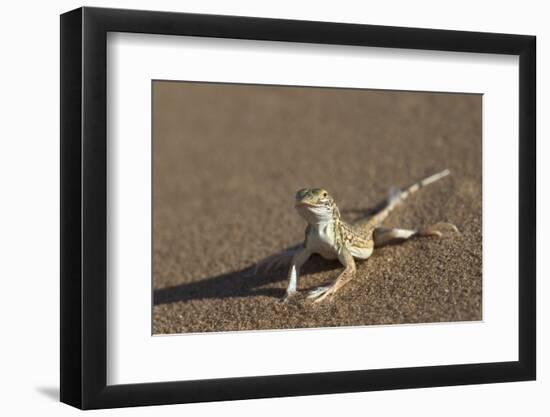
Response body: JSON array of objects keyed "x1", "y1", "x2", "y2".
[{"x1": 307, "y1": 285, "x2": 331, "y2": 300}]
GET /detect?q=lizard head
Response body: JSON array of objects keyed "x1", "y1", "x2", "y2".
[{"x1": 294, "y1": 188, "x2": 337, "y2": 223}]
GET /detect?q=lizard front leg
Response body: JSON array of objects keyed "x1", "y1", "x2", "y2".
[
  {"x1": 283, "y1": 247, "x2": 312, "y2": 302},
  {"x1": 307, "y1": 247, "x2": 356, "y2": 303}
]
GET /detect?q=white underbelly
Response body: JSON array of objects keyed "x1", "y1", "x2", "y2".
[
  {"x1": 349, "y1": 245, "x2": 374, "y2": 260},
  {"x1": 309, "y1": 239, "x2": 373, "y2": 261},
  {"x1": 306, "y1": 224, "x2": 339, "y2": 260},
  {"x1": 309, "y1": 239, "x2": 339, "y2": 260}
]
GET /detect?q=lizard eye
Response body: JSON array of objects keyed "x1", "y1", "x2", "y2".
[{"x1": 322, "y1": 192, "x2": 327, "y2": 197}]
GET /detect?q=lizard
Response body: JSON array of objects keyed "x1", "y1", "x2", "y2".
[{"x1": 278, "y1": 169, "x2": 458, "y2": 303}]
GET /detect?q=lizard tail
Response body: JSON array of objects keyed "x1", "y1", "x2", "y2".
[
  {"x1": 399, "y1": 169, "x2": 450, "y2": 200},
  {"x1": 365, "y1": 169, "x2": 451, "y2": 228}
]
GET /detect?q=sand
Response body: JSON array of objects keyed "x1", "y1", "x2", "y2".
[{"x1": 152, "y1": 81, "x2": 482, "y2": 334}]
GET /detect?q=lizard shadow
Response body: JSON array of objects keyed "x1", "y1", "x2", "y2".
[{"x1": 153, "y1": 248, "x2": 342, "y2": 305}]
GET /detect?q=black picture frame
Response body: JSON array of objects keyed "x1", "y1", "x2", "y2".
[{"x1": 60, "y1": 6, "x2": 536, "y2": 410}]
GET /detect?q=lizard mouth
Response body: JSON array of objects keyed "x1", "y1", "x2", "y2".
[{"x1": 295, "y1": 201, "x2": 322, "y2": 208}]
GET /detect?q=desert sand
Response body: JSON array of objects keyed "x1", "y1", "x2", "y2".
[{"x1": 152, "y1": 81, "x2": 482, "y2": 334}]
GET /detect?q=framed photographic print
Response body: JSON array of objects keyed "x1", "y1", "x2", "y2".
[{"x1": 60, "y1": 6, "x2": 536, "y2": 409}]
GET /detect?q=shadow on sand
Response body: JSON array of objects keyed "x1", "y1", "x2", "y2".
[{"x1": 153, "y1": 248, "x2": 341, "y2": 305}]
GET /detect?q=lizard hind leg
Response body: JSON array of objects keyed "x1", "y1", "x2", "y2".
[
  {"x1": 373, "y1": 222, "x2": 459, "y2": 247},
  {"x1": 373, "y1": 227, "x2": 417, "y2": 247}
]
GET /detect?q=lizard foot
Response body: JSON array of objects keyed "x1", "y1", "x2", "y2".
[
  {"x1": 307, "y1": 285, "x2": 332, "y2": 303},
  {"x1": 418, "y1": 222, "x2": 459, "y2": 238}
]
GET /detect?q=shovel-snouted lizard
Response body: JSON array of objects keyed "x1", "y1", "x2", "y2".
[{"x1": 286, "y1": 169, "x2": 457, "y2": 303}]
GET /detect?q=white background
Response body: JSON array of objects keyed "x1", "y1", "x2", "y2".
[
  {"x1": 108, "y1": 34, "x2": 518, "y2": 384},
  {"x1": 0, "y1": 0, "x2": 546, "y2": 416}
]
